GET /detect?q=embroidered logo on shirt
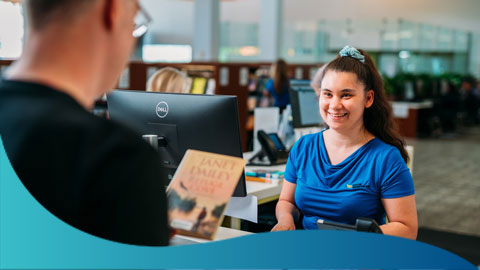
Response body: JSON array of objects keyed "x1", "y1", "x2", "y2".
[{"x1": 346, "y1": 183, "x2": 369, "y2": 189}]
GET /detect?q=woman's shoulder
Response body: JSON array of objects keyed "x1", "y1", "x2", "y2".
[
  {"x1": 264, "y1": 79, "x2": 274, "y2": 93},
  {"x1": 300, "y1": 131, "x2": 322, "y2": 143},
  {"x1": 368, "y1": 138, "x2": 404, "y2": 162},
  {"x1": 265, "y1": 78, "x2": 274, "y2": 87},
  {"x1": 287, "y1": 132, "x2": 323, "y2": 163},
  {"x1": 291, "y1": 131, "x2": 322, "y2": 150}
]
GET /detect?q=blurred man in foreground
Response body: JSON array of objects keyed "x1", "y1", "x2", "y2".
[{"x1": 0, "y1": 0, "x2": 169, "y2": 246}]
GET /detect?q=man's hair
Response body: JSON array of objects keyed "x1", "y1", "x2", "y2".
[{"x1": 24, "y1": 0, "x2": 97, "y2": 31}]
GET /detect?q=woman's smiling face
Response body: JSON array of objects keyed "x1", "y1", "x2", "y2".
[{"x1": 319, "y1": 70, "x2": 374, "y2": 132}]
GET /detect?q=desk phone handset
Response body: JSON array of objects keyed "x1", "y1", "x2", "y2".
[{"x1": 248, "y1": 130, "x2": 289, "y2": 166}]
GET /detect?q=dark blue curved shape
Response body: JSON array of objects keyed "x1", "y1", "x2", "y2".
[{"x1": 0, "y1": 137, "x2": 475, "y2": 269}]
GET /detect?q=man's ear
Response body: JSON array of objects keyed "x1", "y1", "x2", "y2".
[
  {"x1": 103, "y1": 0, "x2": 116, "y2": 32},
  {"x1": 365, "y1": 89, "x2": 374, "y2": 108}
]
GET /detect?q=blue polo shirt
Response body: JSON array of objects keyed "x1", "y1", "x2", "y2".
[
  {"x1": 265, "y1": 79, "x2": 290, "y2": 107},
  {"x1": 284, "y1": 131, "x2": 414, "y2": 230}
]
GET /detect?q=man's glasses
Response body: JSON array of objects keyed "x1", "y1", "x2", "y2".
[{"x1": 133, "y1": 3, "x2": 152, "y2": 38}]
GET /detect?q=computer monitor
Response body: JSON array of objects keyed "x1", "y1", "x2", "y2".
[
  {"x1": 106, "y1": 90, "x2": 247, "y2": 197},
  {"x1": 289, "y1": 80, "x2": 323, "y2": 128}
]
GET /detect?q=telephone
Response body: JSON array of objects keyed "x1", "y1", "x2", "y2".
[
  {"x1": 316, "y1": 217, "x2": 383, "y2": 234},
  {"x1": 248, "y1": 130, "x2": 289, "y2": 165}
]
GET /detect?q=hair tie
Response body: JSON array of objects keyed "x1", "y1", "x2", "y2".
[{"x1": 339, "y1": 45, "x2": 365, "y2": 63}]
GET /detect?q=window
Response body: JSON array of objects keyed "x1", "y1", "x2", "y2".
[{"x1": 0, "y1": 1, "x2": 24, "y2": 59}]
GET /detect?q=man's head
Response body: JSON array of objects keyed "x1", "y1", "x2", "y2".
[
  {"x1": 20, "y1": 0, "x2": 148, "y2": 99},
  {"x1": 24, "y1": 0, "x2": 97, "y2": 32}
]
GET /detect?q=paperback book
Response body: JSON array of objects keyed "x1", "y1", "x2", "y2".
[{"x1": 166, "y1": 149, "x2": 246, "y2": 240}]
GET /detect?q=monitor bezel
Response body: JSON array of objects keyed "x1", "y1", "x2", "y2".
[{"x1": 289, "y1": 80, "x2": 323, "y2": 129}]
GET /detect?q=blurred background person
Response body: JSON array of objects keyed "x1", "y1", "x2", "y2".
[
  {"x1": 147, "y1": 67, "x2": 188, "y2": 93},
  {"x1": 265, "y1": 59, "x2": 290, "y2": 111},
  {"x1": 310, "y1": 64, "x2": 327, "y2": 97},
  {"x1": 459, "y1": 75, "x2": 479, "y2": 125},
  {"x1": 437, "y1": 80, "x2": 461, "y2": 135}
]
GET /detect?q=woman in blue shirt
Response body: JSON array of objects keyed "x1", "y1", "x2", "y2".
[
  {"x1": 272, "y1": 46, "x2": 417, "y2": 239},
  {"x1": 265, "y1": 59, "x2": 290, "y2": 110}
]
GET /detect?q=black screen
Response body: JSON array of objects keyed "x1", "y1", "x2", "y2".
[
  {"x1": 268, "y1": 133, "x2": 286, "y2": 151},
  {"x1": 107, "y1": 90, "x2": 247, "y2": 197}
]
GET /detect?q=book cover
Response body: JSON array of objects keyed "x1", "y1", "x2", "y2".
[
  {"x1": 166, "y1": 149, "x2": 246, "y2": 240},
  {"x1": 190, "y1": 77, "x2": 207, "y2": 94}
]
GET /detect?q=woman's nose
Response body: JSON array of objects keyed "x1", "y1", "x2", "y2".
[{"x1": 330, "y1": 96, "x2": 342, "y2": 109}]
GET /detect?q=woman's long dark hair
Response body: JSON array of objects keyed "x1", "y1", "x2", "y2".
[
  {"x1": 322, "y1": 49, "x2": 409, "y2": 163},
  {"x1": 272, "y1": 59, "x2": 290, "y2": 95}
]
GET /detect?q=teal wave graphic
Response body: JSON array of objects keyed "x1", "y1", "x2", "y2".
[{"x1": 0, "y1": 137, "x2": 475, "y2": 269}]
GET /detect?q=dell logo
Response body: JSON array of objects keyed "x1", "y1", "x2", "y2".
[{"x1": 156, "y1": 101, "x2": 169, "y2": 118}]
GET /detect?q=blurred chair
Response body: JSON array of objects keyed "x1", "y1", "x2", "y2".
[{"x1": 406, "y1": 145, "x2": 414, "y2": 175}]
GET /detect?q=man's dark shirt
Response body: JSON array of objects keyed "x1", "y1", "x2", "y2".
[{"x1": 0, "y1": 80, "x2": 169, "y2": 246}]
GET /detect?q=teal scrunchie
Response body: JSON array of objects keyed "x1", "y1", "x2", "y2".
[{"x1": 339, "y1": 45, "x2": 365, "y2": 63}]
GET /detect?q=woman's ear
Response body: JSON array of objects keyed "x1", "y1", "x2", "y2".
[
  {"x1": 365, "y1": 89, "x2": 374, "y2": 108},
  {"x1": 102, "y1": 0, "x2": 117, "y2": 32}
]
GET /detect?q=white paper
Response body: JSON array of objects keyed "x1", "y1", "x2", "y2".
[
  {"x1": 205, "y1": 78, "x2": 216, "y2": 95},
  {"x1": 253, "y1": 107, "x2": 280, "y2": 151},
  {"x1": 224, "y1": 195, "x2": 258, "y2": 223}
]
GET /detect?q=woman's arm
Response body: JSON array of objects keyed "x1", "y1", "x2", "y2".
[
  {"x1": 271, "y1": 180, "x2": 300, "y2": 231},
  {"x1": 380, "y1": 195, "x2": 418, "y2": 240}
]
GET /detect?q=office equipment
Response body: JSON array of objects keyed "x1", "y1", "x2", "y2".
[
  {"x1": 253, "y1": 107, "x2": 280, "y2": 152},
  {"x1": 267, "y1": 132, "x2": 286, "y2": 151},
  {"x1": 248, "y1": 130, "x2": 289, "y2": 166},
  {"x1": 289, "y1": 80, "x2": 323, "y2": 128},
  {"x1": 316, "y1": 217, "x2": 383, "y2": 234},
  {"x1": 107, "y1": 90, "x2": 247, "y2": 197}
]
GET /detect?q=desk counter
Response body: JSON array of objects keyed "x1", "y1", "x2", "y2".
[{"x1": 171, "y1": 226, "x2": 252, "y2": 245}]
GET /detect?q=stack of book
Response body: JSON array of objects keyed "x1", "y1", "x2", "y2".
[{"x1": 245, "y1": 169, "x2": 284, "y2": 184}]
